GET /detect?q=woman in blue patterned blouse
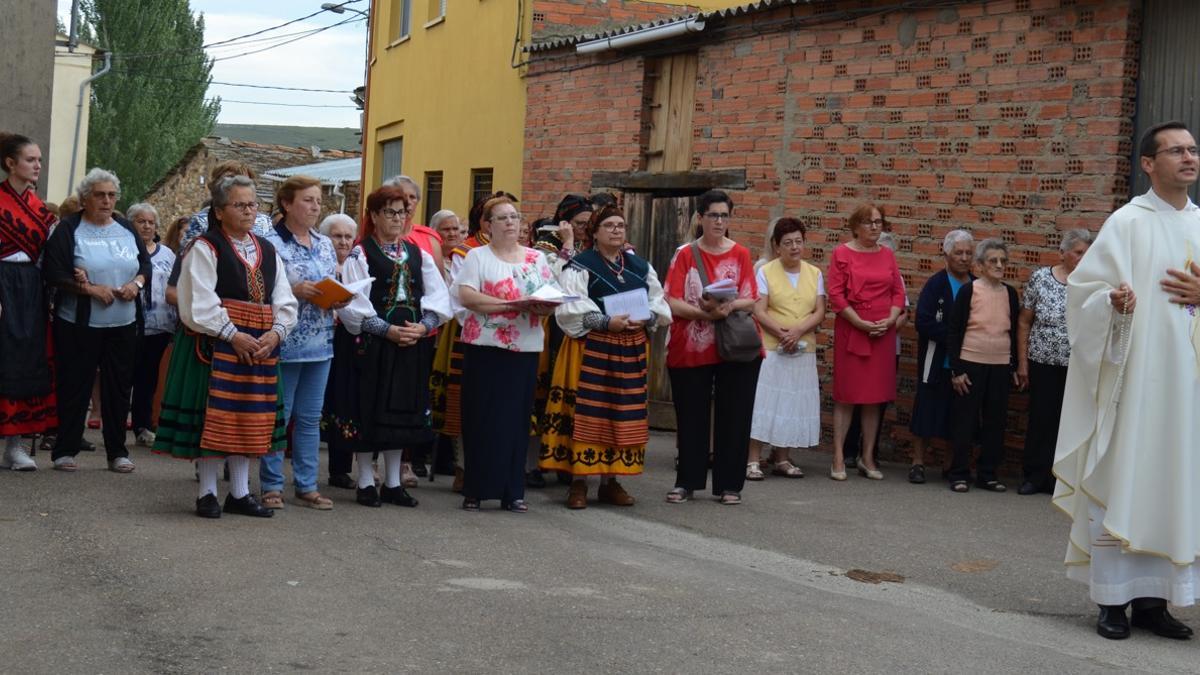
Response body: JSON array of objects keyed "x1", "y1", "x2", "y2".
[{"x1": 260, "y1": 175, "x2": 342, "y2": 510}]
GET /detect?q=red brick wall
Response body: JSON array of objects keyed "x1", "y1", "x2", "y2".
[
  {"x1": 523, "y1": 0, "x2": 1141, "y2": 474},
  {"x1": 532, "y1": 0, "x2": 696, "y2": 38}
]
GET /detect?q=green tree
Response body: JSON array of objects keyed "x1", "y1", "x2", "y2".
[{"x1": 83, "y1": 0, "x2": 219, "y2": 206}]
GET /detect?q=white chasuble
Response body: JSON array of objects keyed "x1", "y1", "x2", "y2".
[{"x1": 1053, "y1": 189, "x2": 1200, "y2": 606}]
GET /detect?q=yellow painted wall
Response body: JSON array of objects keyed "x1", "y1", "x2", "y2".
[
  {"x1": 49, "y1": 35, "x2": 97, "y2": 203},
  {"x1": 363, "y1": 0, "x2": 528, "y2": 219}
]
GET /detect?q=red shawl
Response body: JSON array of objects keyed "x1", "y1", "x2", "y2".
[{"x1": 0, "y1": 181, "x2": 56, "y2": 259}]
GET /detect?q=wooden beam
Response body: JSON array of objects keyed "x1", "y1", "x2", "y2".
[{"x1": 590, "y1": 170, "x2": 747, "y2": 193}]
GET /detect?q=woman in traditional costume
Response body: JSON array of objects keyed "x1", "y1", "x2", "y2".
[
  {"x1": 317, "y1": 213, "x2": 360, "y2": 490},
  {"x1": 154, "y1": 175, "x2": 298, "y2": 518},
  {"x1": 43, "y1": 168, "x2": 150, "y2": 473},
  {"x1": 0, "y1": 133, "x2": 58, "y2": 471},
  {"x1": 539, "y1": 204, "x2": 670, "y2": 508},
  {"x1": 453, "y1": 196, "x2": 558, "y2": 512},
  {"x1": 331, "y1": 185, "x2": 451, "y2": 508}
]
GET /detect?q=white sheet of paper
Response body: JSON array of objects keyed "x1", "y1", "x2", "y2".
[
  {"x1": 325, "y1": 275, "x2": 375, "y2": 297},
  {"x1": 602, "y1": 288, "x2": 652, "y2": 322},
  {"x1": 504, "y1": 285, "x2": 581, "y2": 305}
]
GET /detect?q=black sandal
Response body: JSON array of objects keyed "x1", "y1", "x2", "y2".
[
  {"x1": 461, "y1": 497, "x2": 480, "y2": 511},
  {"x1": 502, "y1": 499, "x2": 528, "y2": 513},
  {"x1": 976, "y1": 480, "x2": 1007, "y2": 492},
  {"x1": 950, "y1": 480, "x2": 969, "y2": 493}
]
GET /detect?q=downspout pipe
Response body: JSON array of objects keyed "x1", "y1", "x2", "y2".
[
  {"x1": 575, "y1": 17, "x2": 705, "y2": 54},
  {"x1": 69, "y1": 51, "x2": 112, "y2": 195}
]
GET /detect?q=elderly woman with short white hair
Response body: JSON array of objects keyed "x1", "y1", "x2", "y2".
[
  {"x1": 318, "y1": 213, "x2": 357, "y2": 274},
  {"x1": 43, "y1": 168, "x2": 151, "y2": 473},
  {"x1": 126, "y1": 202, "x2": 177, "y2": 447}
]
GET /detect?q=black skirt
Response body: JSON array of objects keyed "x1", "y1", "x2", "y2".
[
  {"x1": 0, "y1": 261, "x2": 52, "y2": 399},
  {"x1": 908, "y1": 370, "x2": 953, "y2": 439},
  {"x1": 342, "y1": 328, "x2": 436, "y2": 449}
]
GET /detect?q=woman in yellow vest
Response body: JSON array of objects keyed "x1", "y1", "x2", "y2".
[{"x1": 747, "y1": 218, "x2": 826, "y2": 479}]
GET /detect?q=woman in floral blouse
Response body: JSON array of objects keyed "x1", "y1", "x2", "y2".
[
  {"x1": 452, "y1": 196, "x2": 559, "y2": 513},
  {"x1": 261, "y1": 176, "x2": 342, "y2": 510},
  {"x1": 1015, "y1": 228, "x2": 1093, "y2": 495}
]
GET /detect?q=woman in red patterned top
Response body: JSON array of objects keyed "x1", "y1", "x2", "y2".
[{"x1": 663, "y1": 190, "x2": 761, "y2": 506}]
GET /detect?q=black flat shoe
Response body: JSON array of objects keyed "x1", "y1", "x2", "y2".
[
  {"x1": 356, "y1": 485, "x2": 382, "y2": 507},
  {"x1": 412, "y1": 463, "x2": 428, "y2": 478},
  {"x1": 1017, "y1": 481, "x2": 1040, "y2": 495},
  {"x1": 1097, "y1": 604, "x2": 1131, "y2": 640},
  {"x1": 525, "y1": 470, "x2": 547, "y2": 488},
  {"x1": 462, "y1": 497, "x2": 480, "y2": 511},
  {"x1": 381, "y1": 484, "x2": 418, "y2": 508},
  {"x1": 908, "y1": 464, "x2": 926, "y2": 484},
  {"x1": 1132, "y1": 607, "x2": 1194, "y2": 640},
  {"x1": 328, "y1": 473, "x2": 356, "y2": 490},
  {"x1": 195, "y1": 493, "x2": 221, "y2": 519},
  {"x1": 502, "y1": 499, "x2": 529, "y2": 513},
  {"x1": 223, "y1": 493, "x2": 273, "y2": 518}
]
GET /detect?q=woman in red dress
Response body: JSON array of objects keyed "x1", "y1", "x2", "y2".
[
  {"x1": 0, "y1": 133, "x2": 58, "y2": 471},
  {"x1": 826, "y1": 204, "x2": 905, "y2": 481}
]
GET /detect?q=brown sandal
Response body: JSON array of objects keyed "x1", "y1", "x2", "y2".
[
  {"x1": 261, "y1": 491, "x2": 285, "y2": 509},
  {"x1": 771, "y1": 460, "x2": 804, "y2": 478},
  {"x1": 296, "y1": 491, "x2": 333, "y2": 510}
]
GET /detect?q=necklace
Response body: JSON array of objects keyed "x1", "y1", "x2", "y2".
[{"x1": 603, "y1": 250, "x2": 626, "y2": 283}]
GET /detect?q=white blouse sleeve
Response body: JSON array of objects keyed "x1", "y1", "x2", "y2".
[
  {"x1": 646, "y1": 264, "x2": 672, "y2": 329},
  {"x1": 178, "y1": 240, "x2": 233, "y2": 340},
  {"x1": 334, "y1": 248, "x2": 376, "y2": 336},
  {"x1": 270, "y1": 252, "x2": 299, "y2": 337},
  {"x1": 419, "y1": 249, "x2": 452, "y2": 325},
  {"x1": 451, "y1": 249, "x2": 482, "y2": 324},
  {"x1": 555, "y1": 265, "x2": 602, "y2": 339}
]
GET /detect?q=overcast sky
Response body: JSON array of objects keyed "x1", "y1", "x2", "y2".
[{"x1": 58, "y1": 0, "x2": 367, "y2": 128}]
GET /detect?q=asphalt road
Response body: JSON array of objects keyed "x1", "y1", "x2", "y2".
[{"x1": 2, "y1": 431, "x2": 1197, "y2": 674}]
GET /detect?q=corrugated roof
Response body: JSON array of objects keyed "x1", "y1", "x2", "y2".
[
  {"x1": 262, "y1": 157, "x2": 362, "y2": 185},
  {"x1": 527, "y1": 0, "x2": 809, "y2": 52}
]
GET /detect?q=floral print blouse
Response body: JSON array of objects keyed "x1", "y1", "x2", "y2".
[
  {"x1": 263, "y1": 223, "x2": 338, "y2": 362},
  {"x1": 1022, "y1": 265, "x2": 1070, "y2": 366},
  {"x1": 452, "y1": 245, "x2": 556, "y2": 352}
]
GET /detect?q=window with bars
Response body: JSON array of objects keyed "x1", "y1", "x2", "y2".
[
  {"x1": 423, "y1": 171, "x2": 443, "y2": 225},
  {"x1": 380, "y1": 138, "x2": 403, "y2": 181},
  {"x1": 470, "y1": 168, "x2": 494, "y2": 208}
]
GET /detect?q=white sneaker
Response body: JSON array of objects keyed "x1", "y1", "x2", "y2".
[
  {"x1": 1, "y1": 445, "x2": 37, "y2": 471},
  {"x1": 135, "y1": 429, "x2": 156, "y2": 446}
]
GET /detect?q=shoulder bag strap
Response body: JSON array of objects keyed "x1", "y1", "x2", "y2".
[{"x1": 689, "y1": 243, "x2": 711, "y2": 287}]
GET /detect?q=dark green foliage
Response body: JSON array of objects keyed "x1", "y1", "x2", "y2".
[{"x1": 83, "y1": 0, "x2": 219, "y2": 205}]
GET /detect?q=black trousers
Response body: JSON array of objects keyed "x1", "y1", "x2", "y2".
[
  {"x1": 52, "y1": 320, "x2": 137, "y2": 461},
  {"x1": 461, "y1": 346, "x2": 538, "y2": 503},
  {"x1": 947, "y1": 360, "x2": 1011, "y2": 483},
  {"x1": 1022, "y1": 361, "x2": 1067, "y2": 488},
  {"x1": 326, "y1": 433, "x2": 354, "y2": 477},
  {"x1": 129, "y1": 331, "x2": 171, "y2": 432},
  {"x1": 669, "y1": 358, "x2": 761, "y2": 496}
]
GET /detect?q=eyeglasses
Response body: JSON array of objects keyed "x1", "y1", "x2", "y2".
[
  {"x1": 599, "y1": 221, "x2": 626, "y2": 231},
  {"x1": 1153, "y1": 145, "x2": 1200, "y2": 159},
  {"x1": 229, "y1": 202, "x2": 258, "y2": 212},
  {"x1": 490, "y1": 213, "x2": 523, "y2": 223},
  {"x1": 703, "y1": 212, "x2": 731, "y2": 221},
  {"x1": 92, "y1": 191, "x2": 119, "y2": 200},
  {"x1": 378, "y1": 208, "x2": 407, "y2": 219},
  {"x1": 778, "y1": 238, "x2": 805, "y2": 248},
  {"x1": 861, "y1": 218, "x2": 884, "y2": 229}
]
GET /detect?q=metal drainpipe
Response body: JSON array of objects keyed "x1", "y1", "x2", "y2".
[{"x1": 69, "y1": 51, "x2": 112, "y2": 195}]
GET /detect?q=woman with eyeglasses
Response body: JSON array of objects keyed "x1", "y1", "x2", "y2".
[
  {"x1": 154, "y1": 175, "x2": 298, "y2": 518},
  {"x1": 539, "y1": 204, "x2": 671, "y2": 508},
  {"x1": 945, "y1": 238, "x2": 1020, "y2": 493},
  {"x1": 43, "y1": 168, "x2": 151, "y2": 474},
  {"x1": 329, "y1": 185, "x2": 451, "y2": 508},
  {"x1": 663, "y1": 190, "x2": 761, "y2": 506},
  {"x1": 126, "y1": 202, "x2": 177, "y2": 448},
  {"x1": 746, "y1": 217, "x2": 826, "y2": 481},
  {"x1": 317, "y1": 212, "x2": 360, "y2": 489},
  {"x1": 452, "y1": 196, "x2": 558, "y2": 512},
  {"x1": 826, "y1": 203, "x2": 905, "y2": 482}
]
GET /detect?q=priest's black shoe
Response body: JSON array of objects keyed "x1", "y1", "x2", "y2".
[
  {"x1": 195, "y1": 493, "x2": 221, "y2": 519},
  {"x1": 223, "y1": 493, "x2": 273, "y2": 518},
  {"x1": 381, "y1": 484, "x2": 418, "y2": 507},
  {"x1": 1096, "y1": 604, "x2": 1130, "y2": 640},
  {"x1": 328, "y1": 473, "x2": 356, "y2": 490},
  {"x1": 1017, "y1": 481, "x2": 1041, "y2": 496},
  {"x1": 1132, "y1": 606, "x2": 1194, "y2": 640},
  {"x1": 356, "y1": 485, "x2": 382, "y2": 507}
]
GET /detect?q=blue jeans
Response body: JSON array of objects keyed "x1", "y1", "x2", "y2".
[{"x1": 260, "y1": 359, "x2": 332, "y2": 495}]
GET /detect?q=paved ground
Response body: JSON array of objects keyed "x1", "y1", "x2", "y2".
[{"x1": 2, "y1": 430, "x2": 1197, "y2": 674}]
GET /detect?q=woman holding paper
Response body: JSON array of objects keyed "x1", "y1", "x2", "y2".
[
  {"x1": 538, "y1": 204, "x2": 671, "y2": 508},
  {"x1": 452, "y1": 196, "x2": 558, "y2": 512},
  {"x1": 332, "y1": 185, "x2": 451, "y2": 508},
  {"x1": 260, "y1": 175, "x2": 340, "y2": 510},
  {"x1": 663, "y1": 190, "x2": 761, "y2": 506},
  {"x1": 826, "y1": 203, "x2": 905, "y2": 481}
]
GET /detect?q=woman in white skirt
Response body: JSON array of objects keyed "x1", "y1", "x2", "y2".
[{"x1": 747, "y1": 218, "x2": 826, "y2": 479}]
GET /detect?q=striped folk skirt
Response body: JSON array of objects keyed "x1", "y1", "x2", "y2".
[
  {"x1": 538, "y1": 331, "x2": 649, "y2": 476},
  {"x1": 153, "y1": 305, "x2": 286, "y2": 459},
  {"x1": 429, "y1": 320, "x2": 464, "y2": 437}
]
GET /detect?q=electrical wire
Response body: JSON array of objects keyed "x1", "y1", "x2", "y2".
[{"x1": 109, "y1": 72, "x2": 354, "y2": 93}]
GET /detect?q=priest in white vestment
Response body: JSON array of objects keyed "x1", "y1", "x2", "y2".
[{"x1": 1054, "y1": 121, "x2": 1200, "y2": 640}]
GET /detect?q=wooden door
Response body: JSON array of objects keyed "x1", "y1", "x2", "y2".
[
  {"x1": 626, "y1": 193, "x2": 696, "y2": 429},
  {"x1": 643, "y1": 53, "x2": 697, "y2": 173}
]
